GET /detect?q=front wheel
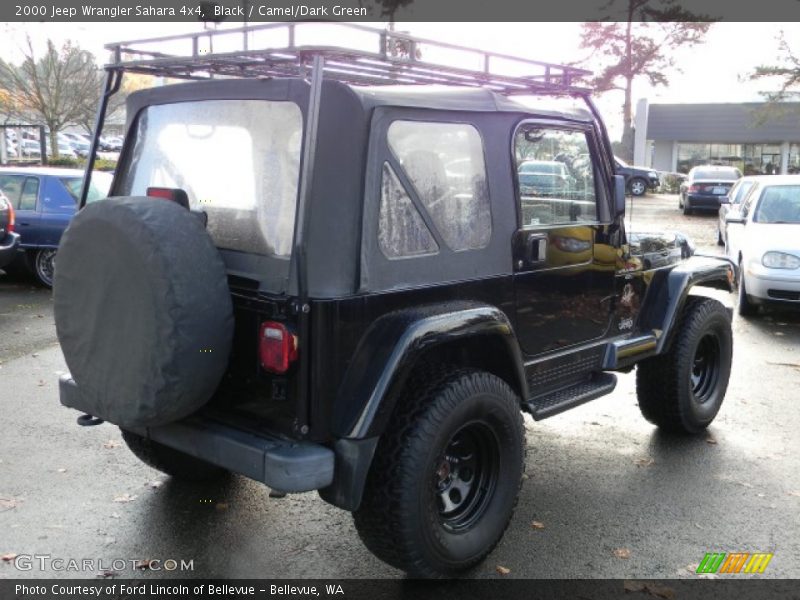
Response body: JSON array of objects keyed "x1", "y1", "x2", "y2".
[
  {"x1": 636, "y1": 297, "x2": 732, "y2": 433},
  {"x1": 353, "y1": 370, "x2": 525, "y2": 578},
  {"x1": 628, "y1": 177, "x2": 647, "y2": 196},
  {"x1": 33, "y1": 249, "x2": 57, "y2": 288},
  {"x1": 738, "y1": 266, "x2": 758, "y2": 316}
]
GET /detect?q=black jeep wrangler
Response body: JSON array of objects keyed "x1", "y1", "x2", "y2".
[{"x1": 54, "y1": 24, "x2": 736, "y2": 578}]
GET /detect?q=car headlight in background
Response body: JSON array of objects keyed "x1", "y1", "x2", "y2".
[{"x1": 762, "y1": 251, "x2": 800, "y2": 269}]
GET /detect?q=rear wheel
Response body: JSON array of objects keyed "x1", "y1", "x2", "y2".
[
  {"x1": 33, "y1": 249, "x2": 56, "y2": 288},
  {"x1": 682, "y1": 199, "x2": 693, "y2": 216},
  {"x1": 636, "y1": 297, "x2": 732, "y2": 433},
  {"x1": 120, "y1": 429, "x2": 229, "y2": 481},
  {"x1": 353, "y1": 369, "x2": 525, "y2": 578}
]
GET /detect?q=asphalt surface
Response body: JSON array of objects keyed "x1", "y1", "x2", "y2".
[{"x1": 1, "y1": 194, "x2": 799, "y2": 580}]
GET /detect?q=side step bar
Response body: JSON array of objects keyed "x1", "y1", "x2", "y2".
[
  {"x1": 60, "y1": 376, "x2": 334, "y2": 493},
  {"x1": 525, "y1": 372, "x2": 617, "y2": 420}
]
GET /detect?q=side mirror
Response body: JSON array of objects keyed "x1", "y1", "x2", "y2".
[
  {"x1": 719, "y1": 195, "x2": 730, "y2": 204},
  {"x1": 613, "y1": 174, "x2": 626, "y2": 218},
  {"x1": 725, "y1": 213, "x2": 745, "y2": 224}
]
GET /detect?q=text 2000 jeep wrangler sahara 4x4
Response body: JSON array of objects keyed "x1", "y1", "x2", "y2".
[{"x1": 54, "y1": 24, "x2": 736, "y2": 577}]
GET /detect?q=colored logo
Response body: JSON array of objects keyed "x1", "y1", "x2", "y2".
[{"x1": 697, "y1": 552, "x2": 773, "y2": 574}]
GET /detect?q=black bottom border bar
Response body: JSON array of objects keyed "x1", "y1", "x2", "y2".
[{"x1": 2, "y1": 579, "x2": 800, "y2": 600}]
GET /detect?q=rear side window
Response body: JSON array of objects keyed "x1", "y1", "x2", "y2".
[
  {"x1": 386, "y1": 120, "x2": 491, "y2": 253},
  {"x1": 0, "y1": 175, "x2": 24, "y2": 207},
  {"x1": 378, "y1": 163, "x2": 439, "y2": 258},
  {"x1": 118, "y1": 100, "x2": 303, "y2": 257}
]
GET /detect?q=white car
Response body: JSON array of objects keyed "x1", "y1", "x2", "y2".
[{"x1": 725, "y1": 175, "x2": 800, "y2": 315}]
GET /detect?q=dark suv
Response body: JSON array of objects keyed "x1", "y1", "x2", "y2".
[
  {"x1": 53, "y1": 24, "x2": 736, "y2": 578},
  {"x1": 614, "y1": 156, "x2": 660, "y2": 196}
]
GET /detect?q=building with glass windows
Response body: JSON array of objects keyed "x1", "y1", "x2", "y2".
[{"x1": 632, "y1": 99, "x2": 800, "y2": 175}]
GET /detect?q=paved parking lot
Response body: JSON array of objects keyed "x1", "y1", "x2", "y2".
[{"x1": 1, "y1": 194, "x2": 799, "y2": 579}]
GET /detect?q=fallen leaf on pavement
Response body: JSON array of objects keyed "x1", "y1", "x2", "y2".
[
  {"x1": 0, "y1": 497, "x2": 21, "y2": 511},
  {"x1": 613, "y1": 548, "x2": 631, "y2": 559},
  {"x1": 705, "y1": 437, "x2": 718, "y2": 445},
  {"x1": 787, "y1": 491, "x2": 800, "y2": 497},
  {"x1": 113, "y1": 494, "x2": 137, "y2": 503},
  {"x1": 110, "y1": 513, "x2": 121, "y2": 519},
  {"x1": 1, "y1": 554, "x2": 18, "y2": 562},
  {"x1": 97, "y1": 571, "x2": 118, "y2": 579},
  {"x1": 496, "y1": 565, "x2": 511, "y2": 575},
  {"x1": 145, "y1": 481, "x2": 163, "y2": 490},
  {"x1": 623, "y1": 581, "x2": 674, "y2": 599},
  {"x1": 103, "y1": 440, "x2": 121, "y2": 449},
  {"x1": 531, "y1": 520, "x2": 545, "y2": 530},
  {"x1": 57, "y1": 468, "x2": 67, "y2": 473},
  {"x1": 31, "y1": 353, "x2": 39, "y2": 358},
  {"x1": 634, "y1": 458, "x2": 654, "y2": 467}
]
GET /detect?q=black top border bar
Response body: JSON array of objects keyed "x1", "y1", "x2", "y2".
[{"x1": 3, "y1": 0, "x2": 799, "y2": 22}]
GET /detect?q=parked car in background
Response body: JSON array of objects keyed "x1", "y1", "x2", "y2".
[
  {"x1": 0, "y1": 190, "x2": 20, "y2": 271},
  {"x1": 0, "y1": 168, "x2": 112, "y2": 286},
  {"x1": 679, "y1": 165, "x2": 741, "y2": 215},
  {"x1": 20, "y1": 139, "x2": 42, "y2": 158},
  {"x1": 717, "y1": 175, "x2": 760, "y2": 246},
  {"x1": 518, "y1": 159, "x2": 570, "y2": 196},
  {"x1": 614, "y1": 156, "x2": 660, "y2": 196},
  {"x1": 725, "y1": 175, "x2": 800, "y2": 315}
]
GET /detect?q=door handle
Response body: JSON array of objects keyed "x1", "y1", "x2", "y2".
[{"x1": 525, "y1": 233, "x2": 547, "y2": 263}]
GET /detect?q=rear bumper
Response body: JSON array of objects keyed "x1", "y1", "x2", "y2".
[
  {"x1": 59, "y1": 375, "x2": 335, "y2": 492},
  {"x1": 0, "y1": 232, "x2": 19, "y2": 269},
  {"x1": 686, "y1": 194, "x2": 725, "y2": 210}
]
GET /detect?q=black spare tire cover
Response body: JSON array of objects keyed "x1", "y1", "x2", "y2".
[{"x1": 54, "y1": 197, "x2": 233, "y2": 427}]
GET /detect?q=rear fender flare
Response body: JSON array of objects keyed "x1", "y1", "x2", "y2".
[{"x1": 334, "y1": 302, "x2": 526, "y2": 440}]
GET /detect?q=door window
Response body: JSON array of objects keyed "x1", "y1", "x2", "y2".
[
  {"x1": 19, "y1": 177, "x2": 39, "y2": 210},
  {"x1": 514, "y1": 125, "x2": 598, "y2": 227}
]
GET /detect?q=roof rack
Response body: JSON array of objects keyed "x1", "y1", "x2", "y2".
[{"x1": 104, "y1": 22, "x2": 591, "y2": 97}]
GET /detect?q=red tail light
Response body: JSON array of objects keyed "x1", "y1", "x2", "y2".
[
  {"x1": 259, "y1": 321, "x2": 298, "y2": 374},
  {"x1": 7, "y1": 202, "x2": 14, "y2": 233},
  {"x1": 146, "y1": 187, "x2": 190, "y2": 209},
  {"x1": 688, "y1": 185, "x2": 699, "y2": 193}
]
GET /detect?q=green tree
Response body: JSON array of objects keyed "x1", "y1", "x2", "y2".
[
  {"x1": 0, "y1": 37, "x2": 101, "y2": 157},
  {"x1": 750, "y1": 31, "x2": 800, "y2": 103},
  {"x1": 579, "y1": 2, "x2": 712, "y2": 160}
]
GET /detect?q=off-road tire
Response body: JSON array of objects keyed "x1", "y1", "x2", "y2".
[
  {"x1": 636, "y1": 297, "x2": 732, "y2": 433},
  {"x1": 737, "y1": 266, "x2": 758, "y2": 317},
  {"x1": 353, "y1": 369, "x2": 525, "y2": 578},
  {"x1": 120, "y1": 429, "x2": 229, "y2": 482}
]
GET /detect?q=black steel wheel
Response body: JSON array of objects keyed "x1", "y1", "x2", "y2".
[
  {"x1": 353, "y1": 369, "x2": 525, "y2": 578},
  {"x1": 636, "y1": 297, "x2": 732, "y2": 433}
]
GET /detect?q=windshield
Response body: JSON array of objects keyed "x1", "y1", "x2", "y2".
[
  {"x1": 117, "y1": 99, "x2": 303, "y2": 257},
  {"x1": 754, "y1": 186, "x2": 800, "y2": 223},
  {"x1": 61, "y1": 173, "x2": 113, "y2": 203}
]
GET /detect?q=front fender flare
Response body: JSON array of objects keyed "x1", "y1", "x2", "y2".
[{"x1": 637, "y1": 255, "x2": 735, "y2": 354}]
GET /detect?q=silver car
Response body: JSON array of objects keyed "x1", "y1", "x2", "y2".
[{"x1": 725, "y1": 175, "x2": 800, "y2": 315}]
